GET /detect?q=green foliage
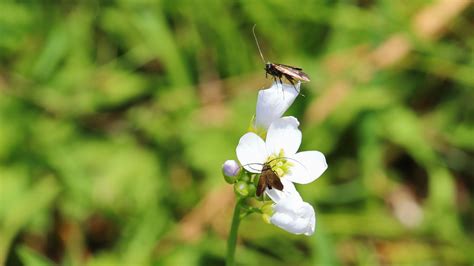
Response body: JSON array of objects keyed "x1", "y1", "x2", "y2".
[{"x1": 0, "y1": 0, "x2": 473, "y2": 265}]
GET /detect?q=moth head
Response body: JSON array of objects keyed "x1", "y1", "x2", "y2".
[{"x1": 265, "y1": 63, "x2": 272, "y2": 71}]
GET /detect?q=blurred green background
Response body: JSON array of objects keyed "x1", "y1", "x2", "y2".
[{"x1": 0, "y1": 0, "x2": 473, "y2": 265}]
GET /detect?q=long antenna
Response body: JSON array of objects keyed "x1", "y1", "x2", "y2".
[{"x1": 252, "y1": 24, "x2": 266, "y2": 64}]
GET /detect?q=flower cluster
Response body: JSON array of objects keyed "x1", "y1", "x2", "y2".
[{"x1": 223, "y1": 82, "x2": 327, "y2": 236}]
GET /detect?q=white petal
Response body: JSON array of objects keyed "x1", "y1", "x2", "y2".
[
  {"x1": 270, "y1": 197, "x2": 316, "y2": 235},
  {"x1": 236, "y1": 133, "x2": 267, "y2": 173},
  {"x1": 265, "y1": 178, "x2": 302, "y2": 203},
  {"x1": 286, "y1": 151, "x2": 328, "y2": 184},
  {"x1": 254, "y1": 82, "x2": 300, "y2": 131},
  {"x1": 266, "y1": 116, "x2": 301, "y2": 157},
  {"x1": 306, "y1": 211, "x2": 316, "y2": 236}
]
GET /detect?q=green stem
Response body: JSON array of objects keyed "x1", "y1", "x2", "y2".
[{"x1": 226, "y1": 198, "x2": 242, "y2": 266}]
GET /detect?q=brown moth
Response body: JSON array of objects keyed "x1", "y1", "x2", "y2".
[
  {"x1": 256, "y1": 162, "x2": 284, "y2": 197},
  {"x1": 252, "y1": 25, "x2": 310, "y2": 88}
]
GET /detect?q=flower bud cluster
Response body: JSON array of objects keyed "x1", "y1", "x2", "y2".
[{"x1": 222, "y1": 160, "x2": 256, "y2": 198}]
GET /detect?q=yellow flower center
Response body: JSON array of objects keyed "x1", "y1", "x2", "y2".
[{"x1": 266, "y1": 149, "x2": 293, "y2": 178}]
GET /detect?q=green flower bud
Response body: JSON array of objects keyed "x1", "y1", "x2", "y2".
[
  {"x1": 240, "y1": 172, "x2": 250, "y2": 182},
  {"x1": 247, "y1": 183, "x2": 256, "y2": 197},
  {"x1": 261, "y1": 202, "x2": 274, "y2": 224},
  {"x1": 234, "y1": 181, "x2": 249, "y2": 197},
  {"x1": 262, "y1": 213, "x2": 271, "y2": 224}
]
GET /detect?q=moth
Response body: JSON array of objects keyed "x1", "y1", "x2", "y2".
[
  {"x1": 256, "y1": 162, "x2": 284, "y2": 197},
  {"x1": 252, "y1": 25, "x2": 310, "y2": 88},
  {"x1": 244, "y1": 156, "x2": 304, "y2": 197}
]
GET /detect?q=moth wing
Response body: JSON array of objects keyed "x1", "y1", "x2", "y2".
[
  {"x1": 266, "y1": 171, "x2": 284, "y2": 191},
  {"x1": 274, "y1": 63, "x2": 302, "y2": 70},
  {"x1": 256, "y1": 173, "x2": 267, "y2": 197},
  {"x1": 273, "y1": 64, "x2": 310, "y2": 82},
  {"x1": 293, "y1": 71, "x2": 310, "y2": 82}
]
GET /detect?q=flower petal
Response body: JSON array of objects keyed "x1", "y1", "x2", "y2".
[
  {"x1": 265, "y1": 178, "x2": 302, "y2": 203},
  {"x1": 254, "y1": 82, "x2": 300, "y2": 131},
  {"x1": 266, "y1": 116, "x2": 301, "y2": 157},
  {"x1": 306, "y1": 210, "x2": 316, "y2": 236},
  {"x1": 286, "y1": 151, "x2": 328, "y2": 184},
  {"x1": 270, "y1": 197, "x2": 316, "y2": 235},
  {"x1": 236, "y1": 132, "x2": 267, "y2": 173}
]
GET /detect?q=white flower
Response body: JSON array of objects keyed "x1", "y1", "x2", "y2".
[
  {"x1": 270, "y1": 196, "x2": 316, "y2": 236},
  {"x1": 254, "y1": 82, "x2": 300, "y2": 132},
  {"x1": 236, "y1": 116, "x2": 327, "y2": 199}
]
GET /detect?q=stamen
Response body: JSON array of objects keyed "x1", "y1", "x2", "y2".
[{"x1": 265, "y1": 149, "x2": 294, "y2": 178}]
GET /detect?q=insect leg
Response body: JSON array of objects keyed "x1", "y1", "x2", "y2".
[
  {"x1": 278, "y1": 77, "x2": 284, "y2": 90},
  {"x1": 285, "y1": 75, "x2": 305, "y2": 97}
]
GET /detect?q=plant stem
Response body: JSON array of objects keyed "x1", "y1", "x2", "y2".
[{"x1": 226, "y1": 198, "x2": 242, "y2": 266}]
